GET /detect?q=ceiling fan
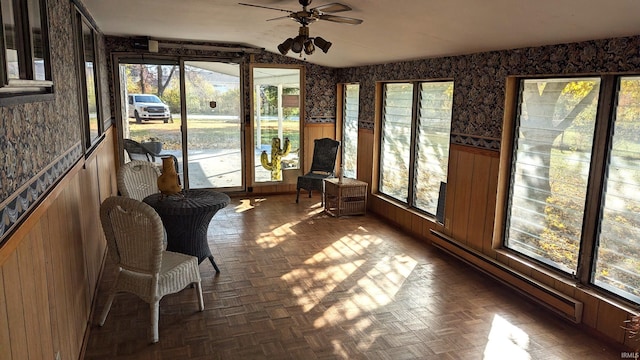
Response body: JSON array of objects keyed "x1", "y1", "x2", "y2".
[
  {"x1": 239, "y1": 0, "x2": 363, "y2": 56},
  {"x1": 239, "y1": 0, "x2": 363, "y2": 26}
]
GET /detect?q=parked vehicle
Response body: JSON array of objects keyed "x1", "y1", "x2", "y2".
[{"x1": 128, "y1": 94, "x2": 171, "y2": 123}]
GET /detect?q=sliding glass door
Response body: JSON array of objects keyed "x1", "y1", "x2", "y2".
[
  {"x1": 118, "y1": 59, "x2": 244, "y2": 191},
  {"x1": 184, "y1": 61, "x2": 243, "y2": 190}
]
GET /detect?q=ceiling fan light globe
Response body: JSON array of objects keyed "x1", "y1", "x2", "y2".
[
  {"x1": 304, "y1": 40, "x2": 315, "y2": 55},
  {"x1": 278, "y1": 38, "x2": 293, "y2": 55},
  {"x1": 314, "y1": 37, "x2": 332, "y2": 53},
  {"x1": 291, "y1": 35, "x2": 305, "y2": 53}
]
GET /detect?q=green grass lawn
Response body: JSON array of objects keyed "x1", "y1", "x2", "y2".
[{"x1": 128, "y1": 117, "x2": 300, "y2": 151}]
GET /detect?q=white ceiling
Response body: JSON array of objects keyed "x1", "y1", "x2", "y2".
[{"x1": 82, "y1": 0, "x2": 640, "y2": 68}]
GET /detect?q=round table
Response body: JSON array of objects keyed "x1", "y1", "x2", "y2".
[{"x1": 143, "y1": 189, "x2": 230, "y2": 273}]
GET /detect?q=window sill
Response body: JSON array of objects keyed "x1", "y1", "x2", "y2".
[
  {"x1": 370, "y1": 192, "x2": 441, "y2": 225},
  {"x1": 0, "y1": 91, "x2": 54, "y2": 106}
]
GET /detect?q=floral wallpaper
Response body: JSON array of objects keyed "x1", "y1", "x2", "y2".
[
  {"x1": 0, "y1": 0, "x2": 111, "y2": 244},
  {"x1": 337, "y1": 35, "x2": 640, "y2": 150},
  {"x1": 0, "y1": 0, "x2": 81, "y2": 204}
]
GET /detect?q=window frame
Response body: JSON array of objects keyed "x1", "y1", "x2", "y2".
[
  {"x1": 0, "y1": 0, "x2": 53, "y2": 99},
  {"x1": 73, "y1": 4, "x2": 104, "y2": 152},
  {"x1": 338, "y1": 82, "x2": 359, "y2": 179},
  {"x1": 500, "y1": 74, "x2": 640, "y2": 306},
  {"x1": 377, "y1": 79, "x2": 453, "y2": 218}
]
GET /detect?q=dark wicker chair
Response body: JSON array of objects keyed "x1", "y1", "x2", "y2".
[
  {"x1": 123, "y1": 139, "x2": 181, "y2": 184},
  {"x1": 123, "y1": 138, "x2": 163, "y2": 162},
  {"x1": 296, "y1": 138, "x2": 340, "y2": 204}
]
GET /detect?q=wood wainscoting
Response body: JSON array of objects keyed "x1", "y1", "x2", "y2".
[
  {"x1": 442, "y1": 143, "x2": 500, "y2": 255},
  {"x1": 0, "y1": 128, "x2": 117, "y2": 360}
]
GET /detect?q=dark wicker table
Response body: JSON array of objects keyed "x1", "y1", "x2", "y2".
[{"x1": 143, "y1": 189, "x2": 230, "y2": 273}]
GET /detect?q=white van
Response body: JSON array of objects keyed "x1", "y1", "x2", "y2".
[{"x1": 128, "y1": 94, "x2": 171, "y2": 123}]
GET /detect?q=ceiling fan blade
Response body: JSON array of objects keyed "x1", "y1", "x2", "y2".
[
  {"x1": 266, "y1": 15, "x2": 294, "y2": 21},
  {"x1": 318, "y1": 14, "x2": 363, "y2": 25},
  {"x1": 312, "y1": 3, "x2": 351, "y2": 13},
  {"x1": 238, "y1": 3, "x2": 291, "y2": 13}
]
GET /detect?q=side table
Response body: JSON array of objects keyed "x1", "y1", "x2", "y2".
[
  {"x1": 324, "y1": 178, "x2": 368, "y2": 217},
  {"x1": 143, "y1": 189, "x2": 230, "y2": 273}
]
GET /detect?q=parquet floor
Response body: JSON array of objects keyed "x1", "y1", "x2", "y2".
[{"x1": 84, "y1": 194, "x2": 625, "y2": 359}]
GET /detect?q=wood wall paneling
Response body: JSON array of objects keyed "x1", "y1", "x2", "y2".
[
  {"x1": 466, "y1": 153, "x2": 492, "y2": 251},
  {"x1": 357, "y1": 129, "x2": 374, "y2": 188},
  {"x1": 45, "y1": 197, "x2": 75, "y2": 359},
  {"x1": 596, "y1": 300, "x2": 627, "y2": 343},
  {"x1": 450, "y1": 148, "x2": 474, "y2": 244},
  {"x1": 54, "y1": 190, "x2": 76, "y2": 359},
  {"x1": 30, "y1": 221, "x2": 55, "y2": 359},
  {"x1": 575, "y1": 289, "x2": 600, "y2": 329},
  {"x1": 2, "y1": 254, "x2": 29, "y2": 360},
  {"x1": 0, "y1": 136, "x2": 116, "y2": 360},
  {"x1": 80, "y1": 156, "x2": 105, "y2": 304},
  {"x1": 16, "y1": 229, "x2": 52, "y2": 360},
  {"x1": 0, "y1": 267, "x2": 11, "y2": 359},
  {"x1": 442, "y1": 146, "x2": 458, "y2": 238},
  {"x1": 99, "y1": 129, "x2": 118, "y2": 201},
  {"x1": 483, "y1": 157, "x2": 500, "y2": 257},
  {"x1": 60, "y1": 181, "x2": 88, "y2": 352}
]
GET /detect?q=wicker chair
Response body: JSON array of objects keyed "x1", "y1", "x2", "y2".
[
  {"x1": 117, "y1": 160, "x2": 161, "y2": 201},
  {"x1": 123, "y1": 138, "x2": 162, "y2": 162},
  {"x1": 296, "y1": 138, "x2": 340, "y2": 204},
  {"x1": 123, "y1": 138, "x2": 180, "y2": 182},
  {"x1": 98, "y1": 196, "x2": 204, "y2": 343}
]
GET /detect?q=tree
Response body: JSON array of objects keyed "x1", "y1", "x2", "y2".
[
  {"x1": 518, "y1": 80, "x2": 599, "y2": 216},
  {"x1": 156, "y1": 65, "x2": 177, "y2": 97}
]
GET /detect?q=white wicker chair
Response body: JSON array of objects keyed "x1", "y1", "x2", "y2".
[
  {"x1": 117, "y1": 160, "x2": 160, "y2": 201},
  {"x1": 98, "y1": 196, "x2": 204, "y2": 343}
]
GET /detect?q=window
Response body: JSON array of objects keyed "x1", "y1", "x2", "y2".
[
  {"x1": 342, "y1": 83, "x2": 359, "y2": 178},
  {"x1": 74, "y1": 8, "x2": 102, "y2": 149},
  {"x1": 252, "y1": 66, "x2": 302, "y2": 183},
  {"x1": 503, "y1": 76, "x2": 640, "y2": 304},
  {"x1": 379, "y1": 81, "x2": 453, "y2": 216},
  {"x1": 0, "y1": 0, "x2": 52, "y2": 94},
  {"x1": 593, "y1": 76, "x2": 640, "y2": 302}
]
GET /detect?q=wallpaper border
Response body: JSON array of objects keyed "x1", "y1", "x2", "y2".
[
  {"x1": 451, "y1": 134, "x2": 501, "y2": 151},
  {"x1": 0, "y1": 143, "x2": 83, "y2": 245}
]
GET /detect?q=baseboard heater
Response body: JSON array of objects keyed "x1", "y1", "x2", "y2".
[{"x1": 430, "y1": 230, "x2": 583, "y2": 324}]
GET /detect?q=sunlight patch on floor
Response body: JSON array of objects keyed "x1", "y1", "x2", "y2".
[
  {"x1": 256, "y1": 226, "x2": 298, "y2": 248},
  {"x1": 313, "y1": 254, "x2": 418, "y2": 327},
  {"x1": 339, "y1": 233, "x2": 383, "y2": 255},
  {"x1": 234, "y1": 198, "x2": 267, "y2": 213},
  {"x1": 484, "y1": 314, "x2": 531, "y2": 360},
  {"x1": 234, "y1": 199, "x2": 255, "y2": 212}
]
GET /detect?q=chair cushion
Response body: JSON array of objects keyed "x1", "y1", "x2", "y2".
[{"x1": 297, "y1": 173, "x2": 333, "y2": 191}]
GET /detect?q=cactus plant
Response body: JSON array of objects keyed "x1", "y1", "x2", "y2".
[{"x1": 261, "y1": 137, "x2": 291, "y2": 181}]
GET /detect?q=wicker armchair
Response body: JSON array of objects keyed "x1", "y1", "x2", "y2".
[
  {"x1": 296, "y1": 138, "x2": 340, "y2": 204},
  {"x1": 98, "y1": 196, "x2": 204, "y2": 343},
  {"x1": 117, "y1": 160, "x2": 161, "y2": 201}
]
